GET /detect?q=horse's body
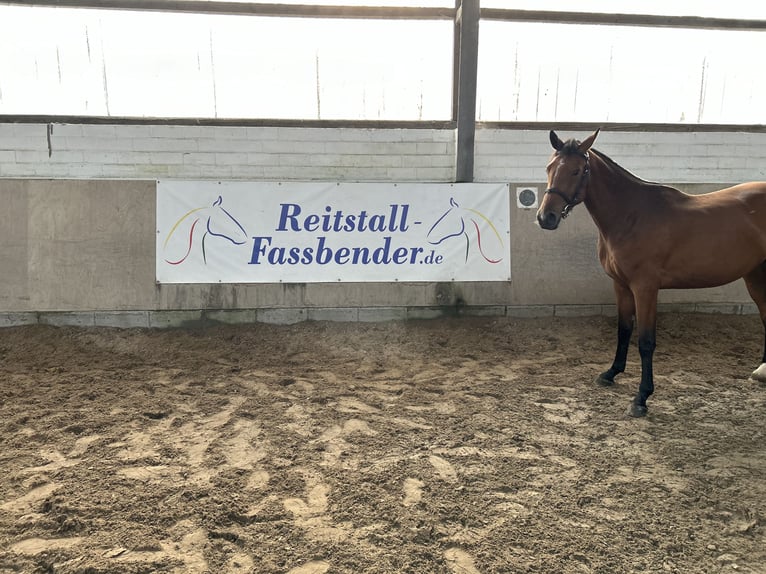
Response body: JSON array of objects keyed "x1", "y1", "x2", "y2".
[{"x1": 537, "y1": 129, "x2": 766, "y2": 417}]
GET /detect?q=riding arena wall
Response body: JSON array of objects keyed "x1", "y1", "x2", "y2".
[{"x1": 0, "y1": 122, "x2": 764, "y2": 327}]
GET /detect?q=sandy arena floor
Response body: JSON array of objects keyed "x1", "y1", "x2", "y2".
[{"x1": 0, "y1": 314, "x2": 764, "y2": 573}]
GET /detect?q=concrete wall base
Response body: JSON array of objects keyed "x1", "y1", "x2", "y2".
[{"x1": 0, "y1": 303, "x2": 759, "y2": 329}]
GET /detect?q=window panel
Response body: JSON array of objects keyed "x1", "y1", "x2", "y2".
[
  {"x1": 3, "y1": 3, "x2": 765, "y2": 125},
  {"x1": 478, "y1": 21, "x2": 766, "y2": 124},
  {"x1": 0, "y1": 6, "x2": 453, "y2": 120}
]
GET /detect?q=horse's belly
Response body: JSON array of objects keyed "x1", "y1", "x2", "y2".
[
  {"x1": 660, "y1": 272, "x2": 741, "y2": 290},
  {"x1": 660, "y1": 249, "x2": 762, "y2": 289}
]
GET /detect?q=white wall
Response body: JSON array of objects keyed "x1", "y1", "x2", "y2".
[
  {"x1": 0, "y1": 123, "x2": 456, "y2": 181},
  {"x1": 2, "y1": 123, "x2": 765, "y2": 185},
  {"x1": 0, "y1": 121, "x2": 763, "y2": 318},
  {"x1": 475, "y1": 129, "x2": 766, "y2": 184}
]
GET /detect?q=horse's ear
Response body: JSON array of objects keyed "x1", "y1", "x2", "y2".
[
  {"x1": 578, "y1": 129, "x2": 600, "y2": 153},
  {"x1": 549, "y1": 130, "x2": 565, "y2": 151}
]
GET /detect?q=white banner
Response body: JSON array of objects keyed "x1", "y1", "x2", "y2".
[{"x1": 156, "y1": 181, "x2": 511, "y2": 284}]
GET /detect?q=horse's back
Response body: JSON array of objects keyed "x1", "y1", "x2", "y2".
[
  {"x1": 700, "y1": 181, "x2": 766, "y2": 204},
  {"x1": 681, "y1": 182, "x2": 766, "y2": 220}
]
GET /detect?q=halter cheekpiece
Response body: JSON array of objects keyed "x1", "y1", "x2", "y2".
[{"x1": 545, "y1": 151, "x2": 590, "y2": 219}]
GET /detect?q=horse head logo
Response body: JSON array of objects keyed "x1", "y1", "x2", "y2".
[
  {"x1": 427, "y1": 197, "x2": 504, "y2": 264},
  {"x1": 163, "y1": 195, "x2": 248, "y2": 265}
]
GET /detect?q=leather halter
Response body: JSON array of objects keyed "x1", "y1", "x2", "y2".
[{"x1": 544, "y1": 152, "x2": 590, "y2": 219}]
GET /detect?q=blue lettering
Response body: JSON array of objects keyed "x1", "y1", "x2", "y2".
[
  {"x1": 368, "y1": 214, "x2": 385, "y2": 232},
  {"x1": 275, "y1": 204, "x2": 415, "y2": 234},
  {"x1": 351, "y1": 246, "x2": 371, "y2": 264},
  {"x1": 287, "y1": 247, "x2": 301, "y2": 265},
  {"x1": 277, "y1": 204, "x2": 301, "y2": 231},
  {"x1": 357, "y1": 211, "x2": 369, "y2": 232},
  {"x1": 392, "y1": 247, "x2": 409, "y2": 264},
  {"x1": 316, "y1": 237, "x2": 332, "y2": 265},
  {"x1": 396, "y1": 204, "x2": 410, "y2": 232},
  {"x1": 423, "y1": 250, "x2": 443, "y2": 264},
  {"x1": 249, "y1": 236, "x2": 272, "y2": 264},
  {"x1": 252, "y1": 236, "x2": 427, "y2": 266},
  {"x1": 304, "y1": 214, "x2": 320, "y2": 232},
  {"x1": 343, "y1": 215, "x2": 357, "y2": 232},
  {"x1": 335, "y1": 247, "x2": 351, "y2": 264},
  {"x1": 372, "y1": 237, "x2": 392, "y2": 264},
  {"x1": 268, "y1": 246, "x2": 287, "y2": 265},
  {"x1": 321, "y1": 207, "x2": 333, "y2": 232},
  {"x1": 332, "y1": 210, "x2": 345, "y2": 231}
]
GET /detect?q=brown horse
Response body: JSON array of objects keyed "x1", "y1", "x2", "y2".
[{"x1": 537, "y1": 129, "x2": 766, "y2": 417}]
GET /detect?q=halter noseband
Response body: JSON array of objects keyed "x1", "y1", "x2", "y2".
[{"x1": 545, "y1": 152, "x2": 590, "y2": 219}]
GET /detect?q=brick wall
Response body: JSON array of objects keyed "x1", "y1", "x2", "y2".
[
  {"x1": 0, "y1": 123, "x2": 456, "y2": 182},
  {"x1": 475, "y1": 129, "x2": 766, "y2": 184},
  {"x1": 2, "y1": 122, "x2": 765, "y2": 185}
]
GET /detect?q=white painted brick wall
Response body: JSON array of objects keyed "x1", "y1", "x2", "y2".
[
  {"x1": 474, "y1": 129, "x2": 766, "y2": 184},
  {"x1": 2, "y1": 122, "x2": 766, "y2": 184},
  {"x1": 0, "y1": 123, "x2": 458, "y2": 182}
]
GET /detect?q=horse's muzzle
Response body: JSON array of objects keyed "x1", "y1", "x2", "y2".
[{"x1": 536, "y1": 209, "x2": 560, "y2": 230}]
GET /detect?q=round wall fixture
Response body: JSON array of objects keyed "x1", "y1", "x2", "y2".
[{"x1": 516, "y1": 187, "x2": 538, "y2": 209}]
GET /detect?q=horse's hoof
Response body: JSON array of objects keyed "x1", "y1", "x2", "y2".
[
  {"x1": 628, "y1": 403, "x2": 648, "y2": 418},
  {"x1": 750, "y1": 363, "x2": 766, "y2": 383},
  {"x1": 595, "y1": 374, "x2": 615, "y2": 387}
]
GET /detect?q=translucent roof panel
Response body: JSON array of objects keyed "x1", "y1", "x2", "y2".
[
  {"x1": 478, "y1": 21, "x2": 766, "y2": 124},
  {"x1": 0, "y1": 5, "x2": 453, "y2": 120}
]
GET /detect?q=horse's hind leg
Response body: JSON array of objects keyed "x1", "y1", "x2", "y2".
[
  {"x1": 744, "y1": 263, "x2": 766, "y2": 381},
  {"x1": 629, "y1": 286, "x2": 659, "y2": 417},
  {"x1": 596, "y1": 281, "x2": 635, "y2": 386}
]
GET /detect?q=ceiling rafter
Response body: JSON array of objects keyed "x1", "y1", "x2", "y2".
[
  {"x1": 0, "y1": 1, "x2": 455, "y2": 20},
  {"x1": 3, "y1": 2, "x2": 765, "y2": 30}
]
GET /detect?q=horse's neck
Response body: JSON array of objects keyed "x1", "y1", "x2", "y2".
[{"x1": 583, "y1": 156, "x2": 642, "y2": 238}]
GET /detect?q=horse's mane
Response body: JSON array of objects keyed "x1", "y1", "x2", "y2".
[
  {"x1": 560, "y1": 138, "x2": 660, "y2": 187},
  {"x1": 591, "y1": 148, "x2": 661, "y2": 186}
]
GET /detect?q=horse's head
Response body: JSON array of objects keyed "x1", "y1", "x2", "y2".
[
  {"x1": 536, "y1": 129, "x2": 599, "y2": 230},
  {"x1": 427, "y1": 197, "x2": 465, "y2": 245},
  {"x1": 163, "y1": 195, "x2": 248, "y2": 266},
  {"x1": 206, "y1": 196, "x2": 248, "y2": 245}
]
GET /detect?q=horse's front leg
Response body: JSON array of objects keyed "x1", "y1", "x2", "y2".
[
  {"x1": 596, "y1": 280, "x2": 635, "y2": 386},
  {"x1": 630, "y1": 286, "x2": 658, "y2": 418}
]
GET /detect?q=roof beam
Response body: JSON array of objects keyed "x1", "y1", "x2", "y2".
[
  {"x1": 4, "y1": 3, "x2": 764, "y2": 29},
  {"x1": 0, "y1": 1, "x2": 455, "y2": 19},
  {"x1": 480, "y1": 8, "x2": 766, "y2": 31}
]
